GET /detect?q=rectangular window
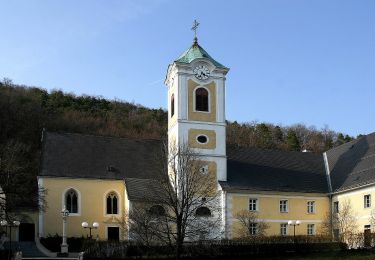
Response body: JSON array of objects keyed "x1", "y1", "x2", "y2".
[
  {"x1": 249, "y1": 198, "x2": 258, "y2": 211},
  {"x1": 364, "y1": 195, "x2": 371, "y2": 208},
  {"x1": 333, "y1": 201, "x2": 339, "y2": 213},
  {"x1": 307, "y1": 224, "x2": 315, "y2": 235},
  {"x1": 307, "y1": 201, "x2": 316, "y2": 214},
  {"x1": 249, "y1": 223, "x2": 258, "y2": 235},
  {"x1": 280, "y1": 223, "x2": 288, "y2": 236},
  {"x1": 280, "y1": 200, "x2": 288, "y2": 213}
]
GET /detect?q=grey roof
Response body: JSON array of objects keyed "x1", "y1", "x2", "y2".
[
  {"x1": 221, "y1": 146, "x2": 328, "y2": 193},
  {"x1": 42, "y1": 131, "x2": 375, "y2": 197},
  {"x1": 40, "y1": 131, "x2": 162, "y2": 180},
  {"x1": 326, "y1": 132, "x2": 375, "y2": 192},
  {"x1": 125, "y1": 178, "x2": 165, "y2": 201}
]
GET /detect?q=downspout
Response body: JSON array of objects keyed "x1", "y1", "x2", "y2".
[
  {"x1": 323, "y1": 152, "x2": 334, "y2": 240},
  {"x1": 222, "y1": 190, "x2": 227, "y2": 239}
]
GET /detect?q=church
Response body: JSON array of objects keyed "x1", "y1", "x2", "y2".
[{"x1": 32, "y1": 33, "x2": 375, "y2": 243}]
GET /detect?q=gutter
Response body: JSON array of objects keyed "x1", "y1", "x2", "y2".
[
  {"x1": 323, "y1": 152, "x2": 333, "y2": 193},
  {"x1": 323, "y1": 152, "x2": 334, "y2": 240}
]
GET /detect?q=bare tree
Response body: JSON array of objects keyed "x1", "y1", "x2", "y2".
[
  {"x1": 118, "y1": 210, "x2": 129, "y2": 241},
  {"x1": 234, "y1": 210, "x2": 269, "y2": 239},
  {"x1": 128, "y1": 203, "x2": 172, "y2": 246},
  {"x1": 133, "y1": 142, "x2": 222, "y2": 259},
  {"x1": 331, "y1": 200, "x2": 358, "y2": 247}
]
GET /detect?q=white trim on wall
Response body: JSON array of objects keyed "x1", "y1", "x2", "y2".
[{"x1": 38, "y1": 177, "x2": 44, "y2": 237}]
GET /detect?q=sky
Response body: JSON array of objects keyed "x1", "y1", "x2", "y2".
[{"x1": 0, "y1": 0, "x2": 374, "y2": 137}]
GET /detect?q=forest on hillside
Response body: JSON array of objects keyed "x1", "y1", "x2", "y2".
[{"x1": 0, "y1": 78, "x2": 355, "y2": 209}]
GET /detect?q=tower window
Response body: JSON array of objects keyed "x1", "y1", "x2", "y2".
[
  {"x1": 65, "y1": 189, "x2": 78, "y2": 214},
  {"x1": 195, "y1": 87, "x2": 209, "y2": 112},
  {"x1": 149, "y1": 205, "x2": 166, "y2": 217},
  {"x1": 197, "y1": 135, "x2": 208, "y2": 144},
  {"x1": 196, "y1": 207, "x2": 211, "y2": 217},
  {"x1": 171, "y1": 94, "x2": 175, "y2": 117},
  {"x1": 106, "y1": 192, "x2": 118, "y2": 214}
]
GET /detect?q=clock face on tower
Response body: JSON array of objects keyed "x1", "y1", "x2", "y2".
[{"x1": 193, "y1": 65, "x2": 210, "y2": 80}]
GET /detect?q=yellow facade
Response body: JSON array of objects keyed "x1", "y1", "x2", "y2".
[
  {"x1": 198, "y1": 161, "x2": 217, "y2": 197},
  {"x1": 188, "y1": 79, "x2": 216, "y2": 122},
  {"x1": 40, "y1": 177, "x2": 128, "y2": 240},
  {"x1": 229, "y1": 192, "x2": 330, "y2": 237},
  {"x1": 333, "y1": 185, "x2": 375, "y2": 232}
]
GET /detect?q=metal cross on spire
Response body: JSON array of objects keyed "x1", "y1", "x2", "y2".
[{"x1": 191, "y1": 19, "x2": 200, "y2": 44}]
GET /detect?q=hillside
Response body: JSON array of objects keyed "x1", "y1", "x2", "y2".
[{"x1": 0, "y1": 78, "x2": 354, "y2": 209}]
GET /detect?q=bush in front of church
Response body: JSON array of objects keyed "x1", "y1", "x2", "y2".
[{"x1": 40, "y1": 234, "x2": 85, "y2": 252}]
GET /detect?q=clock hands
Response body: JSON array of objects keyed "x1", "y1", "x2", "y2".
[{"x1": 194, "y1": 65, "x2": 210, "y2": 80}]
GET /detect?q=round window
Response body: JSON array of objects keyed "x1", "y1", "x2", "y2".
[{"x1": 197, "y1": 135, "x2": 208, "y2": 144}]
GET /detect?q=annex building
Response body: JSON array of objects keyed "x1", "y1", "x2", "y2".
[{"x1": 32, "y1": 37, "x2": 375, "y2": 242}]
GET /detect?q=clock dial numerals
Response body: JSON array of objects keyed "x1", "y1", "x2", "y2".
[{"x1": 193, "y1": 65, "x2": 210, "y2": 80}]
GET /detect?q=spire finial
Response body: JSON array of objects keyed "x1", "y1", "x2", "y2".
[{"x1": 191, "y1": 19, "x2": 200, "y2": 44}]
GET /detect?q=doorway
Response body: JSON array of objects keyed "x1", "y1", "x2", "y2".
[
  {"x1": 107, "y1": 227, "x2": 119, "y2": 241},
  {"x1": 19, "y1": 223, "x2": 35, "y2": 241}
]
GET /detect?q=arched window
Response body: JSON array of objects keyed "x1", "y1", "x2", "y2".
[
  {"x1": 65, "y1": 189, "x2": 78, "y2": 214},
  {"x1": 171, "y1": 94, "x2": 175, "y2": 117},
  {"x1": 195, "y1": 207, "x2": 211, "y2": 217},
  {"x1": 149, "y1": 205, "x2": 165, "y2": 217},
  {"x1": 106, "y1": 192, "x2": 118, "y2": 214},
  {"x1": 195, "y1": 88, "x2": 209, "y2": 112}
]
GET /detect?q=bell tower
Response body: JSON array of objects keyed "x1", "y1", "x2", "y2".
[{"x1": 164, "y1": 22, "x2": 229, "y2": 184}]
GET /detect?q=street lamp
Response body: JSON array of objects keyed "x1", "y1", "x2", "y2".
[
  {"x1": 288, "y1": 220, "x2": 301, "y2": 243},
  {"x1": 1, "y1": 220, "x2": 20, "y2": 260},
  {"x1": 81, "y1": 221, "x2": 99, "y2": 239},
  {"x1": 61, "y1": 206, "x2": 70, "y2": 254}
]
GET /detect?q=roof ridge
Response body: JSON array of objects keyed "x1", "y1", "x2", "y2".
[
  {"x1": 326, "y1": 135, "x2": 364, "y2": 153},
  {"x1": 228, "y1": 145, "x2": 320, "y2": 157},
  {"x1": 46, "y1": 130, "x2": 162, "y2": 143}
]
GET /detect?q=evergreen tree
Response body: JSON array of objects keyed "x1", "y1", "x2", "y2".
[
  {"x1": 256, "y1": 123, "x2": 273, "y2": 149},
  {"x1": 274, "y1": 126, "x2": 284, "y2": 143},
  {"x1": 286, "y1": 130, "x2": 301, "y2": 151}
]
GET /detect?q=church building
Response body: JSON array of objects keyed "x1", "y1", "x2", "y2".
[{"x1": 34, "y1": 34, "x2": 375, "y2": 243}]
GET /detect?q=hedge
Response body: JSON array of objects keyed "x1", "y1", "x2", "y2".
[{"x1": 40, "y1": 235, "x2": 85, "y2": 252}]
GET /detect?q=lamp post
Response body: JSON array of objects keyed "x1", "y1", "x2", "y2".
[
  {"x1": 61, "y1": 206, "x2": 69, "y2": 254},
  {"x1": 288, "y1": 220, "x2": 301, "y2": 243},
  {"x1": 1, "y1": 220, "x2": 20, "y2": 260},
  {"x1": 81, "y1": 222, "x2": 99, "y2": 239}
]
